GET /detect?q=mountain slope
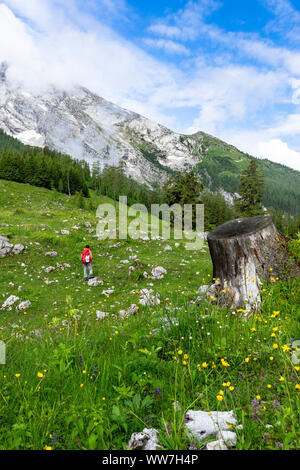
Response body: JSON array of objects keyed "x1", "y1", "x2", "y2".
[{"x1": 0, "y1": 63, "x2": 299, "y2": 215}]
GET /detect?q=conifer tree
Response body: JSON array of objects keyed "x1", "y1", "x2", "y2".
[{"x1": 234, "y1": 160, "x2": 265, "y2": 217}]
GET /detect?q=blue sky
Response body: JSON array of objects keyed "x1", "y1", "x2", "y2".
[{"x1": 0, "y1": 0, "x2": 300, "y2": 170}]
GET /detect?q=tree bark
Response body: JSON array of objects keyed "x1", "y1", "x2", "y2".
[{"x1": 207, "y1": 215, "x2": 300, "y2": 311}]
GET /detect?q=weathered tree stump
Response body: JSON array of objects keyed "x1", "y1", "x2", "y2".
[{"x1": 207, "y1": 215, "x2": 300, "y2": 311}]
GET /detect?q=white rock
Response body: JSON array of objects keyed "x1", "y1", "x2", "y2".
[
  {"x1": 139, "y1": 289, "x2": 160, "y2": 306},
  {"x1": 119, "y1": 304, "x2": 138, "y2": 319},
  {"x1": 185, "y1": 410, "x2": 237, "y2": 442},
  {"x1": 88, "y1": 277, "x2": 103, "y2": 287},
  {"x1": 95, "y1": 311, "x2": 108, "y2": 320},
  {"x1": 85, "y1": 221, "x2": 92, "y2": 228},
  {"x1": 44, "y1": 266, "x2": 55, "y2": 274},
  {"x1": 206, "y1": 440, "x2": 228, "y2": 450},
  {"x1": 164, "y1": 244, "x2": 172, "y2": 251},
  {"x1": 127, "y1": 428, "x2": 160, "y2": 450},
  {"x1": 45, "y1": 251, "x2": 58, "y2": 257},
  {"x1": 17, "y1": 300, "x2": 31, "y2": 311},
  {"x1": 12, "y1": 244, "x2": 25, "y2": 255},
  {"x1": 216, "y1": 430, "x2": 237, "y2": 447},
  {"x1": 151, "y1": 266, "x2": 167, "y2": 280},
  {"x1": 2, "y1": 295, "x2": 19, "y2": 309}
]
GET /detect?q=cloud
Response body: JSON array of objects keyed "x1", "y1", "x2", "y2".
[
  {"x1": 148, "y1": 0, "x2": 221, "y2": 41},
  {"x1": 0, "y1": 0, "x2": 300, "y2": 173},
  {"x1": 257, "y1": 139, "x2": 300, "y2": 171},
  {"x1": 143, "y1": 38, "x2": 190, "y2": 55}
]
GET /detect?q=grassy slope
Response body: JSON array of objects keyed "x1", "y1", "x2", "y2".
[{"x1": 0, "y1": 179, "x2": 299, "y2": 450}]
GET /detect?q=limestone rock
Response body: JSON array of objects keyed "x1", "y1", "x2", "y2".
[
  {"x1": 12, "y1": 244, "x2": 25, "y2": 255},
  {"x1": 139, "y1": 289, "x2": 160, "y2": 306},
  {"x1": 151, "y1": 266, "x2": 167, "y2": 280},
  {"x1": 127, "y1": 428, "x2": 160, "y2": 450},
  {"x1": 206, "y1": 440, "x2": 228, "y2": 450},
  {"x1": 88, "y1": 277, "x2": 103, "y2": 287},
  {"x1": 95, "y1": 311, "x2": 109, "y2": 320},
  {"x1": 17, "y1": 300, "x2": 31, "y2": 311},
  {"x1": 2, "y1": 295, "x2": 19, "y2": 309},
  {"x1": 45, "y1": 251, "x2": 58, "y2": 257},
  {"x1": 185, "y1": 410, "x2": 237, "y2": 444}
]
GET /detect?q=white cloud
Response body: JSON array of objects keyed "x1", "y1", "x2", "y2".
[
  {"x1": 0, "y1": 0, "x2": 300, "y2": 174},
  {"x1": 143, "y1": 38, "x2": 190, "y2": 55},
  {"x1": 256, "y1": 139, "x2": 300, "y2": 171}
]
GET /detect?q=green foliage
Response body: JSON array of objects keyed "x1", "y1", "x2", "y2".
[{"x1": 234, "y1": 160, "x2": 265, "y2": 217}]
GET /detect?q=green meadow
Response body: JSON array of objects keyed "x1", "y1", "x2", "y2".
[{"x1": 0, "y1": 179, "x2": 299, "y2": 450}]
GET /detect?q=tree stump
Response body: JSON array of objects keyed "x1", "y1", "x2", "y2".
[{"x1": 207, "y1": 215, "x2": 300, "y2": 311}]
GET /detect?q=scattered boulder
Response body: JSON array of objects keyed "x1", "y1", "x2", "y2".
[
  {"x1": 185, "y1": 410, "x2": 238, "y2": 447},
  {"x1": 151, "y1": 266, "x2": 167, "y2": 280},
  {"x1": 164, "y1": 244, "x2": 172, "y2": 252},
  {"x1": 88, "y1": 277, "x2": 103, "y2": 287},
  {"x1": 44, "y1": 266, "x2": 55, "y2": 274},
  {"x1": 12, "y1": 244, "x2": 25, "y2": 255},
  {"x1": 95, "y1": 311, "x2": 109, "y2": 320},
  {"x1": 206, "y1": 440, "x2": 228, "y2": 451},
  {"x1": 16, "y1": 300, "x2": 31, "y2": 311},
  {"x1": 127, "y1": 428, "x2": 160, "y2": 450},
  {"x1": 1, "y1": 295, "x2": 19, "y2": 310},
  {"x1": 45, "y1": 251, "x2": 58, "y2": 257},
  {"x1": 139, "y1": 289, "x2": 160, "y2": 306},
  {"x1": 119, "y1": 304, "x2": 138, "y2": 319}
]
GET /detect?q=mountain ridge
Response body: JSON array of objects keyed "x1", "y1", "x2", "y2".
[{"x1": 0, "y1": 63, "x2": 299, "y2": 216}]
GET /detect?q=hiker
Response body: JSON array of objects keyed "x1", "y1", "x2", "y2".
[{"x1": 81, "y1": 245, "x2": 94, "y2": 280}]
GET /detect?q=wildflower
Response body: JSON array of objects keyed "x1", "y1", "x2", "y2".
[
  {"x1": 282, "y1": 345, "x2": 291, "y2": 352},
  {"x1": 295, "y1": 384, "x2": 300, "y2": 390},
  {"x1": 202, "y1": 362, "x2": 208, "y2": 368},
  {"x1": 115, "y1": 331, "x2": 119, "y2": 335},
  {"x1": 182, "y1": 360, "x2": 187, "y2": 365},
  {"x1": 210, "y1": 295, "x2": 214, "y2": 300},
  {"x1": 267, "y1": 384, "x2": 272, "y2": 389},
  {"x1": 15, "y1": 373, "x2": 20, "y2": 378},
  {"x1": 251, "y1": 328, "x2": 256, "y2": 332},
  {"x1": 82, "y1": 370, "x2": 86, "y2": 374},
  {"x1": 45, "y1": 446, "x2": 52, "y2": 450},
  {"x1": 216, "y1": 395, "x2": 223, "y2": 401},
  {"x1": 37, "y1": 372, "x2": 44, "y2": 378},
  {"x1": 256, "y1": 395, "x2": 261, "y2": 400},
  {"x1": 178, "y1": 350, "x2": 183, "y2": 355},
  {"x1": 102, "y1": 397, "x2": 106, "y2": 401},
  {"x1": 229, "y1": 386, "x2": 234, "y2": 391},
  {"x1": 228, "y1": 424, "x2": 233, "y2": 429},
  {"x1": 279, "y1": 376, "x2": 285, "y2": 382},
  {"x1": 221, "y1": 358, "x2": 230, "y2": 367},
  {"x1": 245, "y1": 357, "x2": 250, "y2": 363},
  {"x1": 80, "y1": 383, "x2": 84, "y2": 388},
  {"x1": 270, "y1": 356, "x2": 274, "y2": 361},
  {"x1": 273, "y1": 343, "x2": 278, "y2": 349},
  {"x1": 152, "y1": 388, "x2": 162, "y2": 397},
  {"x1": 183, "y1": 354, "x2": 189, "y2": 360},
  {"x1": 218, "y1": 390, "x2": 224, "y2": 395}
]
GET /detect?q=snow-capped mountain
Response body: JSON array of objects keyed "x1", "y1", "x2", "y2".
[{"x1": 0, "y1": 63, "x2": 201, "y2": 186}]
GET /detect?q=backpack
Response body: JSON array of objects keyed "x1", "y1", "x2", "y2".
[{"x1": 82, "y1": 249, "x2": 91, "y2": 264}]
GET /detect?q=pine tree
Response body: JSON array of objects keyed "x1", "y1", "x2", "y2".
[{"x1": 234, "y1": 160, "x2": 265, "y2": 217}]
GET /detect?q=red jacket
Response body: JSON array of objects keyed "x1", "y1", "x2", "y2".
[{"x1": 81, "y1": 248, "x2": 93, "y2": 264}]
